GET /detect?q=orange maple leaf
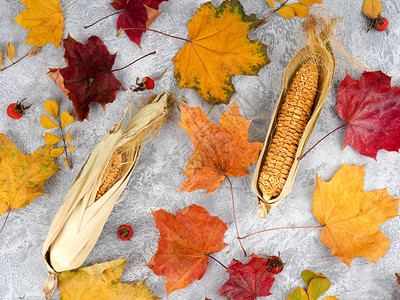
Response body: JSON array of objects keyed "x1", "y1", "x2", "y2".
[
  {"x1": 312, "y1": 164, "x2": 400, "y2": 266},
  {"x1": 147, "y1": 204, "x2": 228, "y2": 295},
  {"x1": 178, "y1": 100, "x2": 263, "y2": 195}
]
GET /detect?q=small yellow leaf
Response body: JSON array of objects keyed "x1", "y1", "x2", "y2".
[
  {"x1": 307, "y1": 278, "x2": 330, "y2": 300},
  {"x1": 51, "y1": 148, "x2": 64, "y2": 157},
  {"x1": 266, "y1": 0, "x2": 275, "y2": 9},
  {"x1": 287, "y1": 287, "x2": 309, "y2": 300},
  {"x1": 61, "y1": 111, "x2": 74, "y2": 127},
  {"x1": 299, "y1": 0, "x2": 323, "y2": 5},
  {"x1": 62, "y1": 156, "x2": 71, "y2": 169},
  {"x1": 301, "y1": 270, "x2": 325, "y2": 286},
  {"x1": 65, "y1": 129, "x2": 72, "y2": 143},
  {"x1": 28, "y1": 46, "x2": 40, "y2": 57},
  {"x1": 287, "y1": 3, "x2": 309, "y2": 18},
  {"x1": 277, "y1": 6, "x2": 295, "y2": 19},
  {"x1": 40, "y1": 114, "x2": 59, "y2": 129},
  {"x1": 7, "y1": 42, "x2": 15, "y2": 63},
  {"x1": 66, "y1": 146, "x2": 75, "y2": 153},
  {"x1": 324, "y1": 297, "x2": 340, "y2": 300},
  {"x1": 44, "y1": 100, "x2": 59, "y2": 119},
  {"x1": 44, "y1": 132, "x2": 62, "y2": 146},
  {"x1": 362, "y1": 0, "x2": 382, "y2": 19}
]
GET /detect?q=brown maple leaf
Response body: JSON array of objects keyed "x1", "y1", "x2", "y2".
[
  {"x1": 313, "y1": 164, "x2": 400, "y2": 266},
  {"x1": 178, "y1": 100, "x2": 263, "y2": 195}
]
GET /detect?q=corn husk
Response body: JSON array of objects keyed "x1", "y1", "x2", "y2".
[
  {"x1": 251, "y1": 16, "x2": 338, "y2": 218},
  {"x1": 42, "y1": 92, "x2": 171, "y2": 299}
]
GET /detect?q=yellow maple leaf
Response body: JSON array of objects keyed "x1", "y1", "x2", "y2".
[
  {"x1": 362, "y1": 0, "x2": 382, "y2": 19},
  {"x1": 59, "y1": 258, "x2": 159, "y2": 300},
  {"x1": 312, "y1": 164, "x2": 400, "y2": 266},
  {"x1": 173, "y1": 0, "x2": 270, "y2": 105},
  {"x1": 14, "y1": 0, "x2": 64, "y2": 48},
  {"x1": 0, "y1": 134, "x2": 58, "y2": 216}
]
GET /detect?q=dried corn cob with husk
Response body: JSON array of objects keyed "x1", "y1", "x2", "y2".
[
  {"x1": 42, "y1": 92, "x2": 171, "y2": 299},
  {"x1": 252, "y1": 15, "x2": 338, "y2": 218},
  {"x1": 258, "y1": 62, "x2": 319, "y2": 199}
]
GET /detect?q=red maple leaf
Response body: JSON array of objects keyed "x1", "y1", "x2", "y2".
[
  {"x1": 219, "y1": 254, "x2": 275, "y2": 300},
  {"x1": 337, "y1": 71, "x2": 400, "y2": 159},
  {"x1": 147, "y1": 204, "x2": 228, "y2": 295},
  {"x1": 111, "y1": 0, "x2": 168, "y2": 47},
  {"x1": 48, "y1": 34, "x2": 124, "y2": 121}
]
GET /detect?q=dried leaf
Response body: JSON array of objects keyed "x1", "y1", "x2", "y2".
[
  {"x1": 219, "y1": 254, "x2": 275, "y2": 299},
  {"x1": 66, "y1": 146, "x2": 75, "y2": 153},
  {"x1": 110, "y1": 0, "x2": 167, "y2": 47},
  {"x1": 287, "y1": 3, "x2": 309, "y2": 18},
  {"x1": 308, "y1": 278, "x2": 330, "y2": 300},
  {"x1": 44, "y1": 132, "x2": 62, "y2": 146},
  {"x1": 173, "y1": 0, "x2": 269, "y2": 105},
  {"x1": 48, "y1": 35, "x2": 124, "y2": 121},
  {"x1": 44, "y1": 99, "x2": 59, "y2": 119},
  {"x1": 299, "y1": 0, "x2": 323, "y2": 5},
  {"x1": 277, "y1": 6, "x2": 295, "y2": 19},
  {"x1": 40, "y1": 114, "x2": 59, "y2": 129},
  {"x1": 147, "y1": 204, "x2": 228, "y2": 295},
  {"x1": 59, "y1": 259, "x2": 158, "y2": 299},
  {"x1": 362, "y1": 0, "x2": 382, "y2": 19},
  {"x1": 65, "y1": 129, "x2": 72, "y2": 143},
  {"x1": 7, "y1": 42, "x2": 15, "y2": 62},
  {"x1": 14, "y1": 0, "x2": 64, "y2": 47},
  {"x1": 51, "y1": 148, "x2": 64, "y2": 157},
  {"x1": 62, "y1": 156, "x2": 71, "y2": 169},
  {"x1": 312, "y1": 164, "x2": 400, "y2": 266},
  {"x1": 0, "y1": 134, "x2": 58, "y2": 216},
  {"x1": 27, "y1": 46, "x2": 40, "y2": 57},
  {"x1": 266, "y1": 0, "x2": 275, "y2": 9},
  {"x1": 178, "y1": 100, "x2": 263, "y2": 195},
  {"x1": 396, "y1": 273, "x2": 400, "y2": 285},
  {"x1": 61, "y1": 111, "x2": 74, "y2": 127},
  {"x1": 336, "y1": 71, "x2": 400, "y2": 159},
  {"x1": 287, "y1": 287, "x2": 309, "y2": 300},
  {"x1": 301, "y1": 270, "x2": 325, "y2": 286}
]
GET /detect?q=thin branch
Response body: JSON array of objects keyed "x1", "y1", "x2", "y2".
[
  {"x1": 62, "y1": 0, "x2": 81, "y2": 13},
  {"x1": 117, "y1": 27, "x2": 191, "y2": 43},
  {"x1": 207, "y1": 105, "x2": 215, "y2": 116},
  {"x1": 299, "y1": 124, "x2": 347, "y2": 160},
  {"x1": 206, "y1": 254, "x2": 228, "y2": 269},
  {"x1": 239, "y1": 225, "x2": 324, "y2": 240},
  {"x1": 257, "y1": 0, "x2": 289, "y2": 27},
  {"x1": 58, "y1": 118, "x2": 70, "y2": 168},
  {"x1": 84, "y1": 11, "x2": 122, "y2": 29},
  {"x1": 226, "y1": 176, "x2": 247, "y2": 257},
  {"x1": 111, "y1": 51, "x2": 156, "y2": 72},
  {"x1": 0, "y1": 52, "x2": 29, "y2": 72},
  {"x1": 0, "y1": 209, "x2": 11, "y2": 235}
]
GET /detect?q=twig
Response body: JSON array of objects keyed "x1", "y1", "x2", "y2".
[
  {"x1": 238, "y1": 225, "x2": 324, "y2": 240},
  {"x1": 84, "y1": 11, "x2": 122, "y2": 29},
  {"x1": 206, "y1": 254, "x2": 228, "y2": 269},
  {"x1": 0, "y1": 209, "x2": 11, "y2": 235},
  {"x1": 117, "y1": 27, "x2": 191, "y2": 43},
  {"x1": 0, "y1": 52, "x2": 29, "y2": 72}
]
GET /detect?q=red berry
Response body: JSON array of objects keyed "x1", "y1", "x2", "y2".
[
  {"x1": 144, "y1": 76, "x2": 155, "y2": 90},
  {"x1": 117, "y1": 224, "x2": 133, "y2": 241},
  {"x1": 265, "y1": 254, "x2": 284, "y2": 275},
  {"x1": 7, "y1": 99, "x2": 30, "y2": 119},
  {"x1": 375, "y1": 17, "x2": 389, "y2": 32}
]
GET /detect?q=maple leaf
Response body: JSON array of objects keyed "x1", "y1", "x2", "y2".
[
  {"x1": 47, "y1": 34, "x2": 124, "y2": 121},
  {"x1": 336, "y1": 71, "x2": 400, "y2": 159},
  {"x1": 0, "y1": 134, "x2": 58, "y2": 216},
  {"x1": 173, "y1": 0, "x2": 270, "y2": 105},
  {"x1": 312, "y1": 164, "x2": 400, "y2": 266},
  {"x1": 111, "y1": 0, "x2": 167, "y2": 47},
  {"x1": 147, "y1": 204, "x2": 228, "y2": 295},
  {"x1": 59, "y1": 258, "x2": 159, "y2": 299},
  {"x1": 178, "y1": 100, "x2": 263, "y2": 195},
  {"x1": 14, "y1": 0, "x2": 64, "y2": 48},
  {"x1": 219, "y1": 254, "x2": 275, "y2": 300}
]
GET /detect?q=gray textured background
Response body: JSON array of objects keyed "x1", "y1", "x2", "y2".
[{"x1": 1, "y1": 0, "x2": 400, "y2": 299}]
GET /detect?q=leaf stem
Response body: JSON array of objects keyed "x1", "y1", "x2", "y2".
[
  {"x1": 117, "y1": 27, "x2": 192, "y2": 43},
  {"x1": 0, "y1": 52, "x2": 29, "y2": 72},
  {"x1": 226, "y1": 176, "x2": 247, "y2": 257},
  {"x1": 257, "y1": 0, "x2": 289, "y2": 26},
  {"x1": 206, "y1": 254, "x2": 228, "y2": 269},
  {"x1": 0, "y1": 209, "x2": 11, "y2": 235},
  {"x1": 111, "y1": 51, "x2": 156, "y2": 72},
  {"x1": 238, "y1": 225, "x2": 324, "y2": 240},
  {"x1": 58, "y1": 118, "x2": 70, "y2": 169},
  {"x1": 84, "y1": 11, "x2": 122, "y2": 29},
  {"x1": 299, "y1": 124, "x2": 347, "y2": 160},
  {"x1": 62, "y1": 0, "x2": 81, "y2": 13}
]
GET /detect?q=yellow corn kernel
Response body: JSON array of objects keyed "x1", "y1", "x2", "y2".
[
  {"x1": 95, "y1": 152, "x2": 122, "y2": 201},
  {"x1": 258, "y1": 61, "x2": 319, "y2": 199}
]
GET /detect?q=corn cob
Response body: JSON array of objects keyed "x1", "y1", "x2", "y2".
[
  {"x1": 95, "y1": 151, "x2": 122, "y2": 201},
  {"x1": 258, "y1": 61, "x2": 318, "y2": 199}
]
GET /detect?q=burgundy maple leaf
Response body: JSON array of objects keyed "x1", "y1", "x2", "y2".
[
  {"x1": 219, "y1": 254, "x2": 275, "y2": 300},
  {"x1": 111, "y1": 0, "x2": 168, "y2": 47},
  {"x1": 48, "y1": 34, "x2": 124, "y2": 121},
  {"x1": 337, "y1": 71, "x2": 400, "y2": 159}
]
